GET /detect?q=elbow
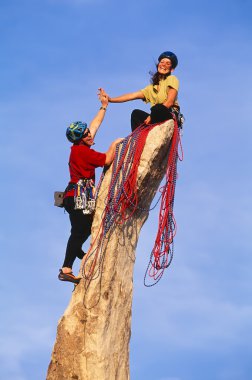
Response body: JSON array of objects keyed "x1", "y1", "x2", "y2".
[
  {"x1": 166, "y1": 102, "x2": 174, "y2": 108},
  {"x1": 163, "y1": 100, "x2": 175, "y2": 108}
]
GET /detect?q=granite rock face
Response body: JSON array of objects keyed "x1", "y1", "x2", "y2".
[{"x1": 47, "y1": 120, "x2": 174, "y2": 380}]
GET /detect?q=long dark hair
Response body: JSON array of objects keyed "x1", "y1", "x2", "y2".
[{"x1": 149, "y1": 64, "x2": 171, "y2": 86}]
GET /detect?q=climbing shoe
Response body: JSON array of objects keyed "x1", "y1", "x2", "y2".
[{"x1": 58, "y1": 269, "x2": 81, "y2": 284}]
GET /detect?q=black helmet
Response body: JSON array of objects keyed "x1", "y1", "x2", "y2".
[{"x1": 158, "y1": 51, "x2": 178, "y2": 69}]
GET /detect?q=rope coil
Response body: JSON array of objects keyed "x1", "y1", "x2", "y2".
[{"x1": 82, "y1": 117, "x2": 183, "y2": 289}]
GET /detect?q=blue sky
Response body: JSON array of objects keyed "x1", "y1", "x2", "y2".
[{"x1": 1, "y1": 0, "x2": 252, "y2": 379}]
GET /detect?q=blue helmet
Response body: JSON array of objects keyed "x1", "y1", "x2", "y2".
[
  {"x1": 158, "y1": 51, "x2": 178, "y2": 69},
  {"x1": 66, "y1": 121, "x2": 88, "y2": 143}
]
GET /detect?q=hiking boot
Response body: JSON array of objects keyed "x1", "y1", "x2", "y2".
[{"x1": 58, "y1": 269, "x2": 80, "y2": 284}]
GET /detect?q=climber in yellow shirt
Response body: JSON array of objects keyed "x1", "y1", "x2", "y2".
[{"x1": 99, "y1": 51, "x2": 180, "y2": 131}]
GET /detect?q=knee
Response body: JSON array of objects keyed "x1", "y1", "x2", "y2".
[{"x1": 131, "y1": 109, "x2": 140, "y2": 120}]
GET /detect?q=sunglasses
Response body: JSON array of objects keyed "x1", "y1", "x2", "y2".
[{"x1": 83, "y1": 128, "x2": 90, "y2": 138}]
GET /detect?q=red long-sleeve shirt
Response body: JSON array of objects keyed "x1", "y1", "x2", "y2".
[{"x1": 64, "y1": 143, "x2": 106, "y2": 197}]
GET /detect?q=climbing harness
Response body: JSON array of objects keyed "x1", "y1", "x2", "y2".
[
  {"x1": 82, "y1": 115, "x2": 183, "y2": 289},
  {"x1": 74, "y1": 178, "x2": 96, "y2": 214},
  {"x1": 67, "y1": 162, "x2": 96, "y2": 214},
  {"x1": 64, "y1": 179, "x2": 96, "y2": 214}
]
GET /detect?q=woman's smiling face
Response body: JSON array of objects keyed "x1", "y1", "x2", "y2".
[{"x1": 157, "y1": 58, "x2": 173, "y2": 75}]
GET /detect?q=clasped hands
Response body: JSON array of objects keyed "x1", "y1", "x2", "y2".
[{"x1": 98, "y1": 88, "x2": 109, "y2": 107}]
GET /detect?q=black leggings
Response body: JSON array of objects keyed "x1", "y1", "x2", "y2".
[
  {"x1": 63, "y1": 197, "x2": 93, "y2": 268},
  {"x1": 131, "y1": 104, "x2": 175, "y2": 131}
]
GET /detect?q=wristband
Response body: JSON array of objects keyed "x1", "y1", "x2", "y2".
[{"x1": 100, "y1": 106, "x2": 107, "y2": 111}]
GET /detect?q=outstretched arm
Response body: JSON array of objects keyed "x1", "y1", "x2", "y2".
[
  {"x1": 98, "y1": 88, "x2": 145, "y2": 103},
  {"x1": 109, "y1": 91, "x2": 145, "y2": 103},
  {"x1": 89, "y1": 89, "x2": 109, "y2": 138}
]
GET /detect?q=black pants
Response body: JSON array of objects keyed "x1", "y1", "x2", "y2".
[
  {"x1": 131, "y1": 104, "x2": 176, "y2": 131},
  {"x1": 63, "y1": 197, "x2": 93, "y2": 268}
]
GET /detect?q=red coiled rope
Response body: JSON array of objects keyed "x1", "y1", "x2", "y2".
[
  {"x1": 82, "y1": 118, "x2": 183, "y2": 288},
  {"x1": 109, "y1": 123, "x2": 156, "y2": 223},
  {"x1": 144, "y1": 118, "x2": 183, "y2": 286}
]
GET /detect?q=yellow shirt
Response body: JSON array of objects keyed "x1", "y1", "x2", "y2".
[{"x1": 141, "y1": 75, "x2": 179, "y2": 107}]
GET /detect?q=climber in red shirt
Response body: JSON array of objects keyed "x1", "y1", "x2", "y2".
[{"x1": 59, "y1": 92, "x2": 123, "y2": 284}]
